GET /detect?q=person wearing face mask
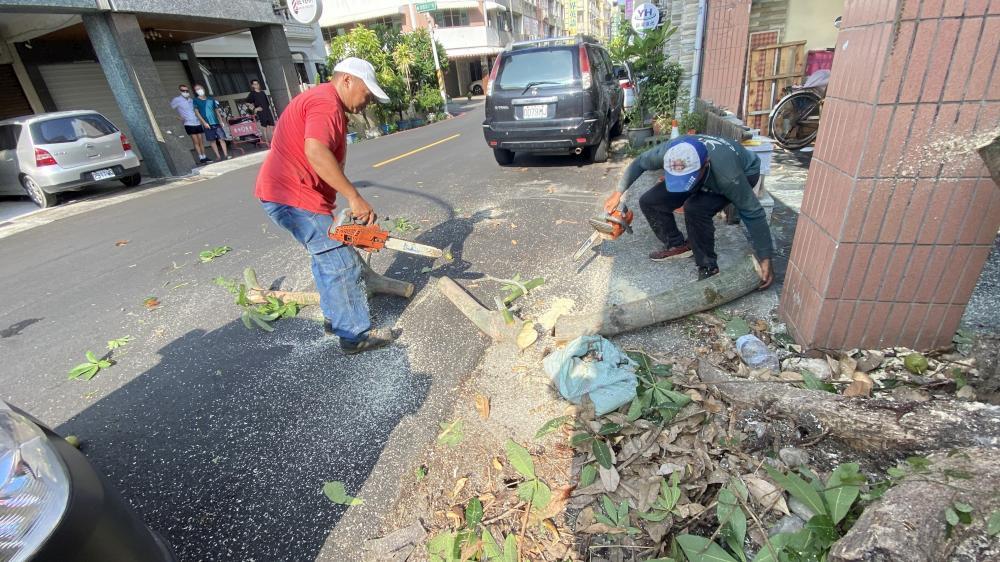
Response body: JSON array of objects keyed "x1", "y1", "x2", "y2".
[
  {"x1": 244, "y1": 79, "x2": 275, "y2": 144},
  {"x1": 169, "y1": 84, "x2": 211, "y2": 164},
  {"x1": 255, "y1": 57, "x2": 395, "y2": 354},
  {"x1": 192, "y1": 84, "x2": 231, "y2": 161}
]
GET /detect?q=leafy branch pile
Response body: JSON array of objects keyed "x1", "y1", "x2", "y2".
[
  {"x1": 68, "y1": 336, "x2": 132, "y2": 380},
  {"x1": 214, "y1": 276, "x2": 299, "y2": 332}
]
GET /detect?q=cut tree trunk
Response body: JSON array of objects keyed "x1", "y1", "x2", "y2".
[
  {"x1": 829, "y1": 447, "x2": 1000, "y2": 562},
  {"x1": 438, "y1": 276, "x2": 524, "y2": 341},
  {"x1": 555, "y1": 255, "x2": 762, "y2": 343},
  {"x1": 696, "y1": 360, "x2": 1000, "y2": 452},
  {"x1": 243, "y1": 255, "x2": 414, "y2": 306}
]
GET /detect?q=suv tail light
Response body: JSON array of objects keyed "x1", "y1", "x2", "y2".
[
  {"x1": 34, "y1": 148, "x2": 57, "y2": 167},
  {"x1": 579, "y1": 45, "x2": 592, "y2": 90},
  {"x1": 486, "y1": 54, "x2": 501, "y2": 97},
  {"x1": 120, "y1": 133, "x2": 131, "y2": 151},
  {"x1": 0, "y1": 402, "x2": 71, "y2": 561}
]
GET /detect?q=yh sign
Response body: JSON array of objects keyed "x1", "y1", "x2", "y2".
[
  {"x1": 288, "y1": 0, "x2": 322, "y2": 24},
  {"x1": 630, "y1": 2, "x2": 659, "y2": 33}
]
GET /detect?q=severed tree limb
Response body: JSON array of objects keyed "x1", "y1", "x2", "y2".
[
  {"x1": 829, "y1": 447, "x2": 1000, "y2": 562},
  {"x1": 696, "y1": 360, "x2": 1000, "y2": 452},
  {"x1": 243, "y1": 252, "x2": 414, "y2": 306},
  {"x1": 438, "y1": 276, "x2": 524, "y2": 341},
  {"x1": 554, "y1": 255, "x2": 762, "y2": 343}
]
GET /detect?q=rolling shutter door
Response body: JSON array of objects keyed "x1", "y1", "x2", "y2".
[
  {"x1": 155, "y1": 60, "x2": 190, "y2": 93},
  {"x1": 0, "y1": 64, "x2": 33, "y2": 120}
]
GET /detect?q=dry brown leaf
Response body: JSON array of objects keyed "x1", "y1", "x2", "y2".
[
  {"x1": 599, "y1": 466, "x2": 620, "y2": 492},
  {"x1": 685, "y1": 389, "x2": 704, "y2": 402},
  {"x1": 744, "y1": 476, "x2": 790, "y2": 515},
  {"x1": 474, "y1": 394, "x2": 490, "y2": 420},
  {"x1": 541, "y1": 519, "x2": 560, "y2": 538},
  {"x1": 844, "y1": 371, "x2": 873, "y2": 397},
  {"x1": 580, "y1": 522, "x2": 626, "y2": 535},
  {"x1": 143, "y1": 297, "x2": 160, "y2": 310},
  {"x1": 115, "y1": 239, "x2": 129, "y2": 247},
  {"x1": 673, "y1": 503, "x2": 706, "y2": 518},
  {"x1": 516, "y1": 321, "x2": 537, "y2": 349},
  {"x1": 451, "y1": 477, "x2": 468, "y2": 498},
  {"x1": 839, "y1": 357, "x2": 859, "y2": 381},
  {"x1": 491, "y1": 457, "x2": 503, "y2": 471},
  {"x1": 703, "y1": 396, "x2": 724, "y2": 414},
  {"x1": 533, "y1": 485, "x2": 573, "y2": 521},
  {"x1": 511, "y1": 239, "x2": 518, "y2": 245},
  {"x1": 446, "y1": 508, "x2": 463, "y2": 528}
]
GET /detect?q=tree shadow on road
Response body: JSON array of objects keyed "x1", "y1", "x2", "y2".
[{"x1": 56, "y1": 317, "x2": 431, "y2": 561}]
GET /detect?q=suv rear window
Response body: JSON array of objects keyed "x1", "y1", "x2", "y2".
[
  {"x1": 497, "y1": 48, "x2": 577, "y2": 91},
  {"x1": 31, "y1": 114, "x2": 118, "y2": 145}
]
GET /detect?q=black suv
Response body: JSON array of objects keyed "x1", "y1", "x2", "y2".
[{"x1": 482, "y1": 35, "x2": 623, "y2": 165}]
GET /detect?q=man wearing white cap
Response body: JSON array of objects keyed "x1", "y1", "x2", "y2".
[
  {"x1": 255, "y1": 57, "x2": 396, "y2": 354},
  {"x1": 603, "y1": 134, "x2": 774, "y2": 288}
]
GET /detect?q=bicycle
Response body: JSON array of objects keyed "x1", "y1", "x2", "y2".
[{"x1": 768, "y1": 69, "x2": 828, "y2": 150}]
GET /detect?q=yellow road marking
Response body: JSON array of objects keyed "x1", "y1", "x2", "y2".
[{"x1": 372, "y1": 133, "x2": 461, "y2": 168}]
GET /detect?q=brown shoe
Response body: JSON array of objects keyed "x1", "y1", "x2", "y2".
[
  {"x1": 340, "y1": 328, "x2": 399, "y2": 355},
  {"x1": 649, "y1": 243, "x2": 693, "y2": 261}
]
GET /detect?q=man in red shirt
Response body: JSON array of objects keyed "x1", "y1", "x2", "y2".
[{"x1": 255, "y1": 57, "x2": 392, "y2": 354}]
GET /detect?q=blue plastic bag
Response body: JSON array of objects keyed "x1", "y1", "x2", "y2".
[{"x1": 543, "y1": 335, "x2": 638, "y2": 415}]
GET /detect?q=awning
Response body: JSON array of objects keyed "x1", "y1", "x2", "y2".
[
  {"x1": 446, "y1": 46, "x2": 504, "y2": 59},
  {"x1": 435, "y1": 0, "x2": 505, "y2": 10},
  {"x1": 319, "y1": 6, "x2": 401, "y2": 27},
  {"x1": 484, "y1": 1, "x2": 508, "y2": 11}
]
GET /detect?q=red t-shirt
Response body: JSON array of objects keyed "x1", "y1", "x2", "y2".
[{"x1": 255, "y1": 83, "x2": 347, "y2": 215}]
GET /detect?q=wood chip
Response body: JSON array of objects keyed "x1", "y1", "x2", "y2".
[{"x1": 474, "y1": 394, "x2": 490, "y2": 420}]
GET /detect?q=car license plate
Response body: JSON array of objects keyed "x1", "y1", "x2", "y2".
[
  {"x1": 92, "y1": 168, "x2": 115, "y2": 181},
  {"x1": 523, "y1": 105, "x2": 547, "y2": 119}
]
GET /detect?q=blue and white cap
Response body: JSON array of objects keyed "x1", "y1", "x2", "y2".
[{"x1": 663, "y1": 137, "x2": 708, "y2": 192}]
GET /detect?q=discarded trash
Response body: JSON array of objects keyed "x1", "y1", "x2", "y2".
[
  {"x1": 542, "y1": 336, "x2": 638, "y2": 415},
  {"x1": 735, "y1": 334, "x2": 779, "y2": 372}
]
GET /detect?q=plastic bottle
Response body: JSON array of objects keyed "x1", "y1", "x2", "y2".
[{"x1": 735, "y1": 334, "x2": 779, "y2": 372}]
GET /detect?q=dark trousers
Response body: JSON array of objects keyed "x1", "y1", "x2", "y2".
[{"x1": 638, "y1": 176, "x2": 758, "y2": 268}]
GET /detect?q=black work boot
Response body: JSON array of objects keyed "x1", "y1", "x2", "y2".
[
  {"x1": 340, "y1": 328, "x2": 398, "y2": 355},
  {"x1": 697, "y1": 265, "x2": 720, "y2": 280}
]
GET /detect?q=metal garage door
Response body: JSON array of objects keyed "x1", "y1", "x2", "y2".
[
  {"x1": 38, "y1": 60, "x2": 190, "y2": 160},
  {"x1": 0, "y1": 64, "x2": 34, "y2": 120}
]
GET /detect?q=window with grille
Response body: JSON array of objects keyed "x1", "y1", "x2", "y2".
[
  {"x1": 200, "y1": 58, "x2": 267, "y2": 96},
  {"x1": 435, "y1": 9, "x2": 469, "y2": 27}
]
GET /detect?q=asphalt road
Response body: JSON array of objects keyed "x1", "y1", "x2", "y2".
[{"x1": 0, "y1": 100, "x2": 621, "y2": 560}]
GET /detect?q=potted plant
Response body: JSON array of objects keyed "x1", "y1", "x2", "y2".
[
  {"x1": 681, "y1": 111, "x2": 705, "y2": 135},
  {"x1": 625, "y1": 108, "x2": 653, "y2": 146}
]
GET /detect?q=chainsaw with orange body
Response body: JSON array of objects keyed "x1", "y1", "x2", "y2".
[
  {"x1": 328, "y1": 209, "x2": 444, "y2": 258},
  {"x1": 573, "y1": 204, "x2": 634, "y2": 260}
]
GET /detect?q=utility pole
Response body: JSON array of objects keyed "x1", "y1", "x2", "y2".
[{"x1": 425, "y1": 14, "x2": 450, "y2": 116}]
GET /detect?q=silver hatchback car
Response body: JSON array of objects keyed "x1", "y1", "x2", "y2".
[{"x1": 0, "y1": 111, "x2": 141, "y2": 208}]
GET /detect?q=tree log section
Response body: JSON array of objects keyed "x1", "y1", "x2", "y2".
[
  {"x1": 243, "y1": 255, "x2": 414, "y2": 306},
  {"x1": 438, "y1": 276, "x2": 524, "y2": 341},
  {"x1": 696, "y1": 360, "x2": 1000, "y2": 452},
  {"x1": 555, "y1": 255, "x2": 762, "y2": 343},
  {"x1": 830, "y1": 447, "x2": 1000, "y2": 562}
]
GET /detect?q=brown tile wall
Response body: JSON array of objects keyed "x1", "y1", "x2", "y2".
[{"x1": 779, "y1": 0, "x2": 1000, "y2": 350}]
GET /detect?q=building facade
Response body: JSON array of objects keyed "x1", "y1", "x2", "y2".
[
  {"x1": 320, "y1": 0, "x2": 569, "y2": 97},
  {"x1": 0, "y1": 0, "x2": 327, "y2": 178},
  {"x1": 565, "y1": 0, "x2": 613, "y2": 42}
]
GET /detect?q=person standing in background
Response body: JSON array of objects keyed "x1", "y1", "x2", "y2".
[
  {"x1": 193, "y1": 84, "x2": 231, "y2": 161},
  {"x1": 245, "y1": 79, "x2": 276, "y2": 144},
  {"x1": 169, "y1": 84, "x2": 210, "y2": 164}
]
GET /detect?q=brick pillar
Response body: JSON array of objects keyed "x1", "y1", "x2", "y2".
[
  {"x1": 780, "y1": 0, "x2": 1000, "y2": 351},
  {"x1": 699, "y1": 0, "x2": 751, "y2": 112}
]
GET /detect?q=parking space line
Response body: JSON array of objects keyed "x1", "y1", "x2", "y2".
[{"x1": 372, "y1": 133, "x2": 461, "y2": 168}]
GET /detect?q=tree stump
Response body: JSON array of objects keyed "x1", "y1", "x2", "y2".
[{"x1": 555, "y1": 255, "x2": 763, "y2": 343}]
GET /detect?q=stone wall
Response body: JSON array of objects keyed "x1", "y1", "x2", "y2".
[{"x1": 748, "y1": 0, "x2": 788, "y2": 39}]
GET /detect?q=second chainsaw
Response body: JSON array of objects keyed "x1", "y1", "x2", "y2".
[{"x1": 572, "y1": 204, "x2": 634, "y2": 261}]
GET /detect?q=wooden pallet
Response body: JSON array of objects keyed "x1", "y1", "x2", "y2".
[{"x1": 745, "y1": 41, "x2": 806, "y2": 135}]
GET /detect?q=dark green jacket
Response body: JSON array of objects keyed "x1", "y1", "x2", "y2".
[{"x1": 618, "y1": 134, "x2": 772, "y2": 259}]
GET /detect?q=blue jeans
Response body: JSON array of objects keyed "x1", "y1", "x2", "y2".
[{"x1": 261, "y1": 201, "x2": 371, "y2": 342}]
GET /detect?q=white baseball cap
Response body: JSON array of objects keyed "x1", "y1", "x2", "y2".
[{"x1": 333, "y1": 57, "x2": 390, "y2": 104}]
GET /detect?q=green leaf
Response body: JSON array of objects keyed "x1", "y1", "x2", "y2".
[
  {"x1": 78, "y1": 365, "x2": 100, "y2": 380},
  {"x1": 724, "y1": 317, "x2": 750, "y2": 339},
  {"x1": 945, "y1": 507, "x2": 960, "y2": 526},
  {"x1": 598, "y1": 422, "x2": 622, "y2": 435},
  {"x1": 987, "y1": 510, "x2": 1000, "y2": 536},
  {"x1": 750, "y1": 533, "x2": 789, "y2": 562},
  {"x1": 569, "y1": 432, "x2": 594, "y2": 447},
  {"x1": 96, "y1": 359, "x2": 112, "y2": 369},
  {"x1": 241, "y1": 310, "x2": 253, "y2": 330},
  {"x1": 85, "y1": 350, "x2": 98, "y2": 363},
  {"x1": 717, "y1": 489, "x2": 740, "y2": 525},
  {"x1": 626, "y1": 395, "x2": 646, "y2": 421},
  {"x1": 766, "y1": 466, "x2": 827, "y2": 517},
  {"x1": 535, "y1": 415, "x2": 571, "y2": 439},
  {"x1": 249, "y1": 313, "x2": 275, "y2": 332},
  {"x1": 437, "y1": 420, "x2": 464, "y2": 447},
  {"x1": 322, "y1": 481, "x2": 363, "y2": 506},
  {"x1": 415, "y1": 466, "x2": 427, "y2": 481},
  {"x1": 953, "y1": 502, "x2": 973, "y2": 513},
  {"x1": 887, "y1": 466, "x2": 906, "y2": 479},
  {"x1": 106, "y1": 336, "x2": 132, "y2": 350},
  {"x1": 68, "y1": 363, "x2": 94, "y2": 379},
  {"x1": 675, "y1": 534, "x2": 740, "y2": 562},
  {"x1": 800, "y1": 370, "x2": 837, "y2": 393},
  {"x1": 465, "y1": 497, "x2": 484, "y2": 529},
  {"x1": 601, "y1": 495, "x2": 617, "y2": 520},
  {"x1": 943, "y1": 468, "x2": 973, "y2": 480},
  {"x1": 617, "y1": 499, "x2": 629, "y2": 525},
  {"x1": 504, "y1": 439, "x2": 535, "y2": 479},
  {"x1": 824, "y1": 464, "x2": 862, "y2": 524},
  {"x1": 503, "y1": 532, "x2": 517, "y2": 562},
  {"x1": 517, "y1": 479, "x2": 551, "y2": 509},
  {"x1": 579, "y1": 463, "x2": 598, "y2": 488},
  {"x1": 804, "y1": 514, "x2": 837, "y2": 546},
  {"x1": 906, "y1": 456, "x2": 931, "y2": 471},
  {"x1": 592, "y1": 439, "x2": 613, "y2": 469},
  {"x1": 427, "y1": 531, "x2": 458, "y2": 559},
  {"x1": 481, "y1": 528, "x2": 502, "y2": 560},
  {"x1": 638, "y1": 509, "x2": 671, "y2": 522}
]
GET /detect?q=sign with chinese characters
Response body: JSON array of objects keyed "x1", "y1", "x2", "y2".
[
  {"x1": 416, "y1": 2, "x2": 438, "y2": 12},
  {"x1": 630, "y1": 2, "x2": 659, "y2": 33},
  {"x1": 288, "y1": 0, "x2": 322, "y2": 24}
]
